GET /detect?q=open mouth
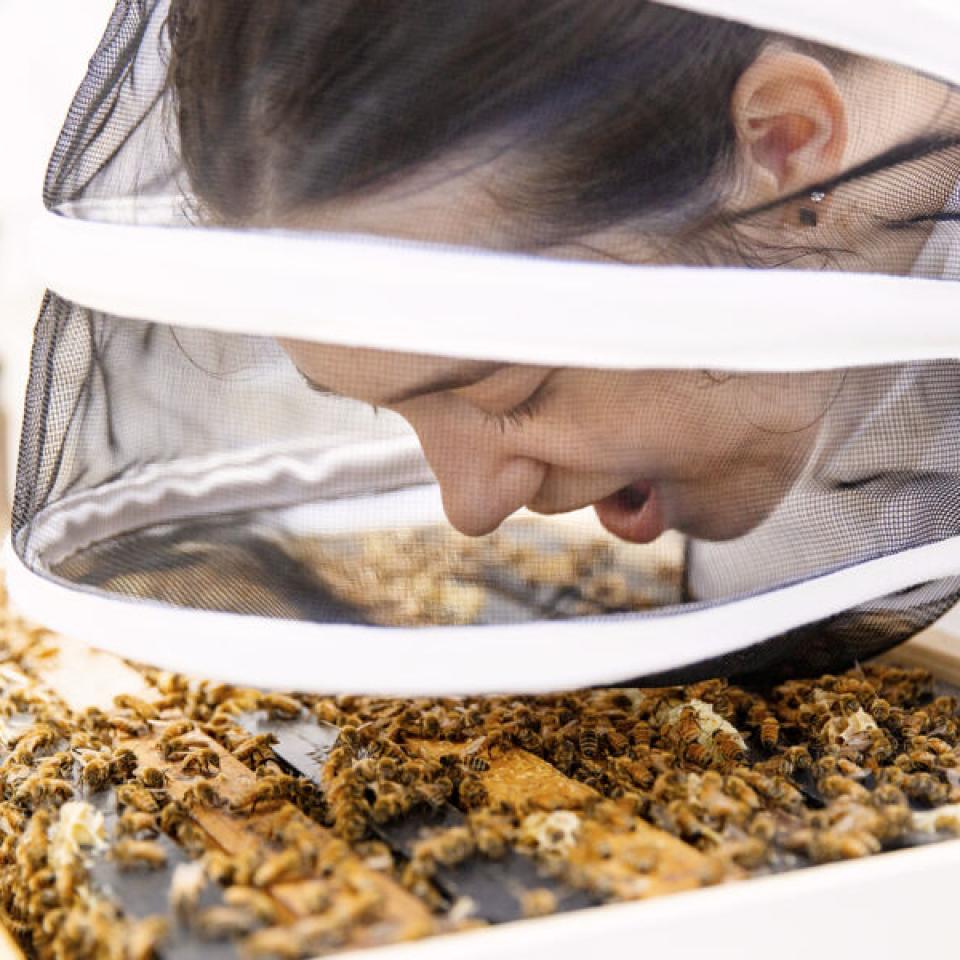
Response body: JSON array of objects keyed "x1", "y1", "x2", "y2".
[{"x1": 593, "y1": 482, "x2": 666, "y2": 544}]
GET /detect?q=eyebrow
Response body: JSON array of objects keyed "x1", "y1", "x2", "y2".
[
  {"x1": 381, "y1": 365, "x2": 505, "y2": 405},
  {"x1": 300, "y1": 362, "x2": 505, "y2": 405}
]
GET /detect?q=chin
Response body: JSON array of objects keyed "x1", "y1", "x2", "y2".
[{"x1": 675, "y1": 502, "x2": 779, "y2": 543}]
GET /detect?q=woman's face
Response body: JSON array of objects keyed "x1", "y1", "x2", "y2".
[
  {"x1": 282, "y1": 340, "x2": 840, "y2": 542},
  {"x1": 278, "y1": 51, "x2": 955, "y2": 545}
]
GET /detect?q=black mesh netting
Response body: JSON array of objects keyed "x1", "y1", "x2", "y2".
[{"x1": 12, "y1": 0, "x2": 960, "y2": 685}]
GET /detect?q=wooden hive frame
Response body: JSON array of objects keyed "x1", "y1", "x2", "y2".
[{"x1": 0, "y1": 613, "x2": 959, "y2": 960}]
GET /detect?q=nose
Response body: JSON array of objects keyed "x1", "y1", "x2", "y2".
[{"x1": 404, "y1": 409, "x2": 546, "y2": 536}]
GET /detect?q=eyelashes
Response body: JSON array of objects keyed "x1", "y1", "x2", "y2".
[{"x1": 480, "y1": 386, "x2": 549, "y2": 432}]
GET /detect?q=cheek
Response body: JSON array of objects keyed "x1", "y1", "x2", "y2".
[
  {"x1": 731, "y1": 372, "x2": 845, "y2": 433},
  {"x1": 544, "y1": 373, "x2": 700, "y2": 462}
]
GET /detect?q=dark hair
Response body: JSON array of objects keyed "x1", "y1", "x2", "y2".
[{"x1": 167, "y1": 0, "x2": 959, "y2": 265}]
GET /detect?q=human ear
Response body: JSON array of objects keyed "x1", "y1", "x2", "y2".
[{"x1": 731, "y1": 49, "x2": 848, "y2": 202}]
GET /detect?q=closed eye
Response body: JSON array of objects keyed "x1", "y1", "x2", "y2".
[{"x1": 480, "y1": 382, "x2": 550, "y2": 432}]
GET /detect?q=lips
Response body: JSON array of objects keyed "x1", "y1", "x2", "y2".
[{"x1": 593, "y1": 482, "x2": 666, "y2": 544}]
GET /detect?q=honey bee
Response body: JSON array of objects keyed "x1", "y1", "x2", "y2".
[
  {"x1": 338, "y1": 723, "x2": 364, "y2": 749},
  {"x1": 630, "y1": 720, "x2": 654, "y2": 749},
  {"x1": 398, "y1": 759, "x2": 430, "y2": 786},
  {"x1": 313, "y1": 701, "x2": 344, "y2": 725},
  {"x1": 759, "y1": 716, "x2": 780, "y2": 751},
  {"x1": 900, "y1": 712, "x2": 929, "y2": 739},
  {"x1": 40, "y1": 907, "x2": 65, "y2": 939},
  {"x1": 117, "y1": 810, "x2": 158, "y2": 836},
  {"x1": 520, "y1": 887, "x2": 558, "y2": 918},
  {"x1": 724, "y1": 775, "x2": 761, "y2": 810},
  {"x1": 139, "y1": 767, "x2": 168, "y2": 789},
  {"x1": 922, "y1": 736, "x2": 953, "y2": 756},
  {"x1": 252, "y1": 848, "x2": 304, "y2": 887},
  {"x1": 15, "y1": 773, "x2": 73, "y2": 806},
  {"x1": 15, "y1": 808, "x2": 50, "y2": 871},
  {"x1": 683, "y1": 742, "x2": 711, "y2": 768},
  {"x1": 202, "y1": 850, "x2": 246, "y2": 886},
  {"x1": 79, "y1": 706, "x2": 111, "y2": 734},
  {"x1": 201, "y1": 715, "x2": 236, "y2": 739},
  {"x1": 579, "y1": 722, "x2": 601, "y2": 759},
  {"x1": 375, "y1": 755, "x2": 399, "y2": 780},
  {"x1": 182, "y1": 781, "x2": 224, "y2": 810},
  {"x1": 818, "y1": 775, "x2": 868, "y2": 800},
  {"x1": 232, "y1": 733, "x2": 278, "y2": 766},
  {"x1": 666, "y1": 802, "x2": 715, "y2": 842},
  {"x1": 713, "y1": 732, "x2": 746, "y2": 769},
  {"x1": 671, "y1": 708, "x2": 702, "y2": 748},
  {"x1": 231, "y1": 775, "x2": 292, "y2": 814},
  {"x1": 372, "y1": 789, "x2": 409, "y2": 824},
  {"x1": 27, "y1": 865, "x2": 54, "y2": 894},
  {"x1": 458, "y1": 776, "x2": 488, "y2": 810},
  {"x1": 242, "y1": 925, "x2": 310, "y2": 960},
  {"x1": 0, "y1": 804, "x2": 25, "y2": 836},
  {"x1": 353, "y1": 758, "x2": 378, "y2": 782},
  {"x1": 223, "y1": 885, "x2": 278, "y2": 924},
  {"x1": 122, "y1": 917, "x2": 169, "y2": 960},
  {"x1": 111, "y1": 838, "x2": 168, "y2": 869},
  {"x1": 113, "y1": 695, "x2": 158, "y2": 722},
  {"x1": 905, "y1": 772, "x2": 949, "y2": 807},
  {"x1": 808, "y1": 830, "x2": 880, "y2": 862},
  {"x1": 109, "y1": 747, "x2": 139, "y2": 783},
  {"x1": 466, "y1": 810, "x2": 510, "y2": 859},
  {"x1": 158, "y1": 800, "x2": 189, "y2": 834},
  {"x1": 154, "y1": 670, "x2": 189, "y2": 694},
  {"x1": 334, "y1": 802, "x2": 370, "y2": 843},
  {"x1": 108, "y1": 715, "x2": 148, "y2": 738},
  {"x1": 36, "y1": 750, "x2": 73, "y2": 778},
  {"x1": 11, "y1": 723, "x2": 57, "y2": 762},
  {"x1": 181, "y1": 748, "x2": 222, "y2": 777},
  {"x1": 907, "y1": 749, "x2": 938, "y2": 772},
  {"x1": 117, "y1": 783, "x2": 160, "y2": 813},
  {"x1": 783, "y1": 745, "x2": 812, "y2": 773},
  {"x1": 514, "y1": 727, "x2": 543, "y2": 754},
  {"x1": 261, "y1": 693, "x2": 302, "y2": 719},
  {"x1": 870, "y1": 783, "x2": 907, "y2": 807},
  {"x1": 868, "y1": 697, "x2": 891, "y2": 722},
  {"x1": 416, "y1": 777, "x2": 453, "y2": 811},
  {"x1": 79, "y1": 756, "x2": 111, "y2": 792},
  {"x1": 414, "y1": 827, "x2": 475, "y2": 869},
  {"x1": 69, "y1": 731, "x2": 99, "y2": 750},
  {"x1": 161, "y1": 735, "x2": 210, "y2": 762},
  {"x1": 583, "y1": 569, "x2": 630, "y2": 608},
  {"x1": 194, "y1": 905, "x2": 261, "y2": 940},
  {"x1": 177, "y1": 819, "x2": 212, "y2": 859},
  {"x1": 160, "y1": 719, "x2": 196, "y2": 742},
  {"x1": 463, "y1": 754, "x2": 490, "y2": 774},
  {"x1": 605, "y1": 729, "x2": 629, "y2": 756},
  {"x1": 747, "y1": 811, "x2": 778, "y2": 843},
  {"x1": 419, "y1": 713, "x2": 441, "y2": 738}
]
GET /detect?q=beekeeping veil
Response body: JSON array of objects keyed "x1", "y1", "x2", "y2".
[{"x1": 9, "y1": 0, "x2": 960, "y2": 693}]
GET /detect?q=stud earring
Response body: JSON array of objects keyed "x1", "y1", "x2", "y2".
[{"x1": 797, "y1": 190, "x2": 827, "y2": 227}]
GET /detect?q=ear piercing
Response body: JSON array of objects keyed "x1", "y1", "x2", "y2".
[{"x1": 798, "y1": 190, "x2": 827, "y2": 227}]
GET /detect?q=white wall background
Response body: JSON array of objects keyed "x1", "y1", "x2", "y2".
[{"x1": 0, "y1": 0, "x2": 114, "y2": 483}]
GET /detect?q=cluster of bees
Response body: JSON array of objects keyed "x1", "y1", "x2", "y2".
[
  {"x1": 305, "y1": 665, "x2": 960, "y2": 882},
  {"x1": 1, "y1": 583, "x2": 960, "y2": 957},
  {"x1": 298, "y1": 525, "x2": 681, "y2": 625}
]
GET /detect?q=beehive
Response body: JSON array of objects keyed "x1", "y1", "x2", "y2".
[{"x1": 0, "y1": 568, "x2": 959, "y2": 959}]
